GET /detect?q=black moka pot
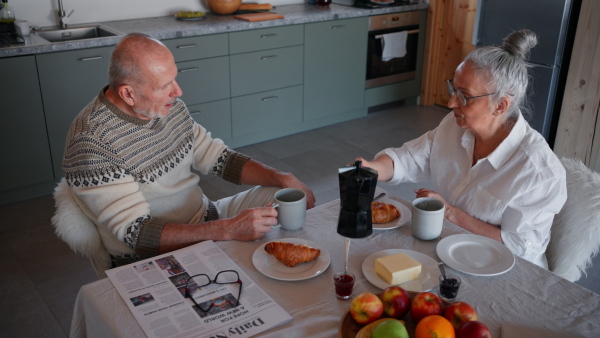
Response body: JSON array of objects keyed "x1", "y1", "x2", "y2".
[{"x1": 337, "y1": 160, "x2": 378, "y2": 239}]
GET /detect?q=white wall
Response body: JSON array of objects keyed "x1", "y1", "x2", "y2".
[{"x1": 12, "y1": 0, "x2": 301, "y2": 28}]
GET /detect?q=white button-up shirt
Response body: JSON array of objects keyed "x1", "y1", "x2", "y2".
[{"x1": 378, "y1": 112, "x2": 567, "y2": 268}]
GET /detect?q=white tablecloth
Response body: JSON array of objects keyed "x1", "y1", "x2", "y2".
[{"x1": 71, "y1": 190, "x2": 600, "y2": 338}]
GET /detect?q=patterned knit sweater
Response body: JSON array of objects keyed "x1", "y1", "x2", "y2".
[{"x1": 63, "y1": 88, "x2": 249, "y2": 266}]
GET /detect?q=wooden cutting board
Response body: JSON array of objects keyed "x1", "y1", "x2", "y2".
[{"x1": 234, "y1": 12, "x2": 284, "y2": 22}]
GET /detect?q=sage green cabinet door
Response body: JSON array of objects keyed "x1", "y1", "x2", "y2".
[
  {"x1": 229, "y1": 25, "x2": 303, "y2": 54},
  {"x1": 188, "y1": 99, "x2": 232, "y2": 141},
  {"x1": 230, "y1": 45, "x2": 303, "y2": 97},
  {"x1": 0, "y1": 56, "x2": 54, "y2": 191},
  {"x1": 176, "y1": 56, "x2": 230, "y2": 106},
  {"x1": 163, "y1": 34, "x2": 228, "y2": 62},
  {"x1": 37, "y1": 46, "x2": 114, "y2": 178},
  {"x1": 231, "y1": 85, "x2": 303, "y2": 137},
  {"x1": 304, "y1": 17, "x2": 368, "y2": 121}
]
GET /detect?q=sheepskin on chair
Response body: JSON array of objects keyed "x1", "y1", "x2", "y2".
[
  {"x1": 52, "y1": 178, "x2": 111, "y2": 279},
  {"x1": 546, "y1": 157, "x2": 600, "y2": 282}
]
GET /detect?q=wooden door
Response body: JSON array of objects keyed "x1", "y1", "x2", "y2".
[{"x1": 421, "y1": 0, "x2": 478, "y2": 106}]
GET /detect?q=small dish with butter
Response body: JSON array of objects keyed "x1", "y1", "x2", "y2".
[{"x1": 362, "y1": 249, "x2": 440, "y2": 292}]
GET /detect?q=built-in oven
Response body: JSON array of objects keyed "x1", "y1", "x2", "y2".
[{"x1": 366, "y1": 11, "x2": 421, "y2": 89}]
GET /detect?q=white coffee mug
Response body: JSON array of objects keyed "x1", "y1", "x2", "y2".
[
  {"x1": 411, "y1": 197, "x2": 445, "y2": 240},
  {"x1": 14, "y1": 20, "x2": 30, "y2": 36},
  {"x1": 273, "y1": 188, "x2": 306, "y2": 231}
]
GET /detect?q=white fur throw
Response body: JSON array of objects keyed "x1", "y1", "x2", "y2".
[
  {"x1": 546, "y1": 157, "x2": 600, "y2": 282},
  {"x1": 52, "y1": 178, "x2": 111, "y2": 278}
]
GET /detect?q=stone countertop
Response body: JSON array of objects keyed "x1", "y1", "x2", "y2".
[{"x1": 0, "y1": 3, "x2": 428, "y2": 58}]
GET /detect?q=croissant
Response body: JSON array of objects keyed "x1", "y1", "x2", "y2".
[
  {"x1": 371, "y1": 201, "x2": 401, "y2": 223},
  {"x1": 264, "y1": 242, "x2": 321, "y2": 267}
]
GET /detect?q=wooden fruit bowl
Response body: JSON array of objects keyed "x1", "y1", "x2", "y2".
[
  {"x1": 338, "y1": 291, "x2": 449, "y2": 338},
  {"x1": 207, "y1": 0, "x2": 242, "y2": 15}
]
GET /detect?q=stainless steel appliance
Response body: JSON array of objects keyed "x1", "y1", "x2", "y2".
[
  {"x1": 366, "y1": 11, "x2": 421, "y2": 89},
  {"x1": 474, "y1": 0, "x2": 581, "y2": 145}
]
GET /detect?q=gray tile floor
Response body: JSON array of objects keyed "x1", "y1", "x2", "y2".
[{"x1": 1, "y1": 104, "x2": 598, "y2": 337}]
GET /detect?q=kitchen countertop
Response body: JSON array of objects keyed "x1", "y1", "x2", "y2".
[{"x1": 0, "y1": 3, "x2": 427, "y2": 58}]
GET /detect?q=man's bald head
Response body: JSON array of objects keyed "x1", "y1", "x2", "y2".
[{"x1": 108, "y1": 33, "x2": 173, "y2": 91}]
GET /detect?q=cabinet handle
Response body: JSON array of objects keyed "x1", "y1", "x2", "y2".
[
  {"x1": 78, "y1": 56, "x2": 103, "y2": 61},
  {"x1": 260, "y1": 55, "x2": 278, "y2": 60},
  {"x1": 260, "y1": 33, "x2": 278, "y2": 39},
  {"x1": 190, "y1": 111, "x2": 202, "y2": 115},
  {"x1": 176, "y1": 44, "x2": 197, "y2": 49},
  {"x1": 178, "y1": 67, "x2": 199, "y2": 73},
  {"x1": 330, "y1": 25, "x2": 346, "y2": 30},
  {"x1": 374, "y1": 29, "x2": 419, "y2": 39},
  {"x1": 261, "y1": 96, "x2": 278, "y2": 101}
]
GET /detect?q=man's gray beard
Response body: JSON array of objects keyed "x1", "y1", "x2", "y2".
[{"x1": 134, "y1": 108, "x2": 163, "y2": 119}]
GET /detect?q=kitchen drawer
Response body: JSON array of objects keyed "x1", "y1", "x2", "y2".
[
  {"x1": 188, "y1": 99, "x2": 232, "y2": 140},
  {"x1": 163, "y1": 34, "x2": 228, "y2": 62},
  {"x1": 176, "y1": 56, "x2": 230, "y2": 106},
  {"x1": 232, "y1": 85, "x2": 303, "y2": 137},
  {"x1": 229, "y1": 25, "x2": 303, "y2": 54},
  {"x1": 230, "y1": 45, "x2": 303, "y2": 97}
]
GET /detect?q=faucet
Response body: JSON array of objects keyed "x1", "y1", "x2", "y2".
[{"x1": 57, "y1": 0, "x2": 74, "y2": 29}]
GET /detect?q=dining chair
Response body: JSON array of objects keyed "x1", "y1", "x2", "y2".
[
  {"x1": 546, "y1": 157, "x2": 600, "y2": 282},
  {"x1": 51, "y1": 178, "x2": 112, "y2": 279}
]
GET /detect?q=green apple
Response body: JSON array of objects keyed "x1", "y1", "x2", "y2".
[{"x1": 372, "y1": 319, "x2": 409, "y2": 338}]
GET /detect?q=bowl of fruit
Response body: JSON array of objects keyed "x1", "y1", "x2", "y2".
[{"x1": 339, "y1": 286, "x2": 491, "y2": 338}]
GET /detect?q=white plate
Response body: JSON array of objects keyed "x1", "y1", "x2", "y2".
[
  {"x1": 362, "y1": 249, "x2": 440, "y2": 292},
  {"x1": 436, "y1": 234, "x2": 515, "y2": 276},
  {"x1": 372, "y1": 198, "x2": 411, "y2": 230},
  {"x1": 252, "y1": 238, "x2": 330, "y2": 281}
]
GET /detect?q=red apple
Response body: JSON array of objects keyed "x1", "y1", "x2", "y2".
[
  {"x1": 381, "y1": 286, "x2": 411, "y2": 319},
  {"x1": 457, "y1": 321, "x2": 492, "y2": 338},
  {"x1": 350, "y1": 292, "x2": 384, "y2": 325},
  {"x1": 444, "y1": 301, "x2": 478, "y2": 330},
  {"x1": 410, "y1": 291, "x2": 444, "y2": 323}
]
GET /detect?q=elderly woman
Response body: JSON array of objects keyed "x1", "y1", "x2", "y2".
[{"x1": 358, "y1": 29, "x2": 566, "y2": 268}]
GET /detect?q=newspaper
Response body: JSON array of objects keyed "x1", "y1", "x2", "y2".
[{"x1": 106, "y1": 240, "x2": 292, "y2": 338}]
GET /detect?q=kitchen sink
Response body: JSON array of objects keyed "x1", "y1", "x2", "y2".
[{"x1": 33, "y1": 25, "x2": 121, "y2": 42}]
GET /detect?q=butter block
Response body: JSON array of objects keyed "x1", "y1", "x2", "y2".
[{"x1": 375, "y1": 253, "x2": 422, "y2": 284}]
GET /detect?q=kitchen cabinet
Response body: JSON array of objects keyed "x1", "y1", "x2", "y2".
[
  {"x1": 163, "y1": 34, "x2": 230, "y2": 106},
  {"x1": 304, "y1": 17, "x2": 369, "y2": 121},
  {"x1": 232, "y1": 86, "x2": 303, "y2": 138},
  {"x1": 175, "y1": 57, "x2": 231, "y2": 106},
  {"x1": 36, "y1": 46, "x2": 114, "y2": 179},
  {"x1": 230, "y1": 45, "x2": 303, "y2": 97},
  {"x1": 0, "y1": 56, "x2": 54, "y2": 192},
  {"x1": 228, "y1": 25, "x2": 303, "y2": 54},
  {"x1": 188, "y1": 99, "x2": 232, "y2": 140},
  {"x1": 229, "y1": 25, "x2": 304, "y2": 144}
]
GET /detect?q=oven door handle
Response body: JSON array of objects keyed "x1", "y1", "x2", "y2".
[{"x1": 374, "y1": 29, "x2": 419, "y2": 39}]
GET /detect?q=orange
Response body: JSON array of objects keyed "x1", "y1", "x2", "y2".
[{"x1": 415, "y1": 315, "x2": 455, "y2": 338}]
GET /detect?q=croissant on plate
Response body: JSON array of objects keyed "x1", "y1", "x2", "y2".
[
  {"x1": 264, "y1": 242, "x2": 321, "y2": 267},
  {"x1": 371, "y1": 201, "x2": 401, "y2": 223}
]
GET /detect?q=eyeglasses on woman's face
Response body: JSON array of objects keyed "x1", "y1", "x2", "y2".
[
  {"x1": 447, "y1": 79, "x2": 496, "y2": 106},
  {"x1": 185, "y1": 270, "x2": 242, "y2": 313}
]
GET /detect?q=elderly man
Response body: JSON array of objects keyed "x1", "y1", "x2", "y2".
[{"x1": 61, "y1": 32, "x2": 315, "y2": 267}]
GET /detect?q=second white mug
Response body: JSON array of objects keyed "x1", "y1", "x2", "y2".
[
  {"x1": 273, "y1": 188, "x2": 306, "y2": 231},
  {"x1": 411, "y1": 197, "x2": 445, "y2": 240}
]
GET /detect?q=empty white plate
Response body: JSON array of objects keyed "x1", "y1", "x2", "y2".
[{"x1": 436, "y1": 234, "x2": 515, "y2": 276}]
